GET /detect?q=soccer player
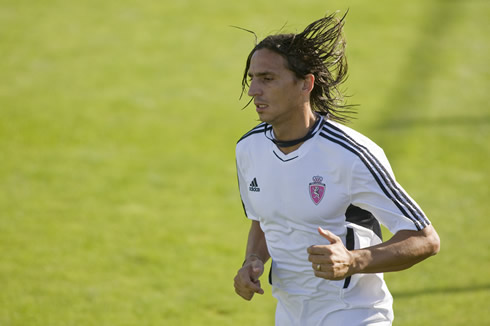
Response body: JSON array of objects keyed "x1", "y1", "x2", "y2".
[{"x1": 233, "y1": 13, "x2": 440, "y2": 325}]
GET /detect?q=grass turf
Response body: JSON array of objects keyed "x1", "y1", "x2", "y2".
[{"x1": 0, "y1": 0, "x2": 488, "y2": 325}]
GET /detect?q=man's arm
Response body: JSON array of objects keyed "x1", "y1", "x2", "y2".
[
  {"x1": 307, "y1": 225, "x2": 440, "y2": 280},
  {"x1": 234, "y1": 220, "x2": 270, "y2": 300}
]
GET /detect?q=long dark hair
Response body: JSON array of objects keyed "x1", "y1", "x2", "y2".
[{"x1": 240, "y1": 12, "x2": 356, "y2": 123}]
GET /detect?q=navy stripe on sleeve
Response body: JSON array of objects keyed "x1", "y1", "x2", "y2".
[
  {"x1": 237, "y1": 122, "x2": 270, "y2": 144},
  {"x1": 320, "y1": 122, "x2": 430, "y2": 230}
]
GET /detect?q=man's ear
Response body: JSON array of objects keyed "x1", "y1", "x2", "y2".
[{"x1": 302, "y1": 74, "x2": 315, "y2": 93}]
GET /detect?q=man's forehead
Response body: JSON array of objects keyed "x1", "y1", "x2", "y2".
[{"x1": 248, "y1": 49, "x2": 289, "y2": 75}]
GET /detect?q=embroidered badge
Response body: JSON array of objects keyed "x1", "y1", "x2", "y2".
[{"x1": 309, "y1": 176, "x2": 325, "y2": 205}]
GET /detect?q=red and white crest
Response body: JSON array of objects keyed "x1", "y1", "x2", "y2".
[{"x1": 309, "y1": 176, "x2": 326, "y2": 205}]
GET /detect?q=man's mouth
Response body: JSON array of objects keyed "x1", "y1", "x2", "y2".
[{"x1": 255, "y1": 103, "x2": 268, "y2": 110}]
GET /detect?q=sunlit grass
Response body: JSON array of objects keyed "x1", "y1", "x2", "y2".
[{"x1": 0, "y1": 0, "x2": 488, "y2": 325}]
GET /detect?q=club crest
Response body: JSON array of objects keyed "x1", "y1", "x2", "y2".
[{"x1": 309, "y1": 176, "x2": 325, "y2": 205}]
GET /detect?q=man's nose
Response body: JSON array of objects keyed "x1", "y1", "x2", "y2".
[{"x1": 248, "y1": 80, "x2": 262, "y2": 97}]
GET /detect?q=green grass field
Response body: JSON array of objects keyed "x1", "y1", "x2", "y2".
[{"x1": 1, "y1": 0, "x2": 488, "y2": 325}]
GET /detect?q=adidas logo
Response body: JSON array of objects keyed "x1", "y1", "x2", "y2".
[{"x1": 249, "y1": 178, "x2": 260, "y2": 192}]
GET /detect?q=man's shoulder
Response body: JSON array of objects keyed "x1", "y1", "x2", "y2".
[
  {"x1": 319, "y1": 119, "x2": 389, "y2": 170},
  {"x1": 319, "y1": 120, "x2": 381, "y2": 152},
  {"x1": 237, "y1": 122, "x2": 270, "y2": 145}
]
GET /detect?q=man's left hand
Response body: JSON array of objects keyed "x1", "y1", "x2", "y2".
[{"x1": 307, "y1": 227, "x2": 355, "y2": 280}]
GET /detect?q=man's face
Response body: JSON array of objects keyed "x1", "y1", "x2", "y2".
[{"x1": 247, "y1": 49, "x2": 305, "y2": 126}]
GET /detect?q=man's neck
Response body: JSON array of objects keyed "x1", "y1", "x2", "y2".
[{"x1": 272, "y1": 109, "x2": 318, "y2": 154}]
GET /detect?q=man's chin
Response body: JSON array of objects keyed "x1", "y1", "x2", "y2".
[{"x1": 257, "y1": 112, "x2": 272, "y2": 124}]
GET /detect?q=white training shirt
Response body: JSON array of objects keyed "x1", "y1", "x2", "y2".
[{"x1": 236, "y1": 116, "x2": 431, "y2": 299}]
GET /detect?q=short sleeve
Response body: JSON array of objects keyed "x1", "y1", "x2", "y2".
[{"x1": 349, "y1": 150, "x2": 430, "y2": 234}]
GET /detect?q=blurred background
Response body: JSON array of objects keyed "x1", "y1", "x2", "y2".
[{"x1": 0, "y1": 0, "x2": 488, "y2": 325}]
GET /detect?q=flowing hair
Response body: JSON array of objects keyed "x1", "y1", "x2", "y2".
[{"x1": 240, "y1": 12, "x2": 356, "y2": 123}]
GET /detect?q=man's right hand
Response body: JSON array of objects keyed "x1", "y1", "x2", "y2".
[{"x1": 233, "y1": 257, "x2": 265, "y2": 300}]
